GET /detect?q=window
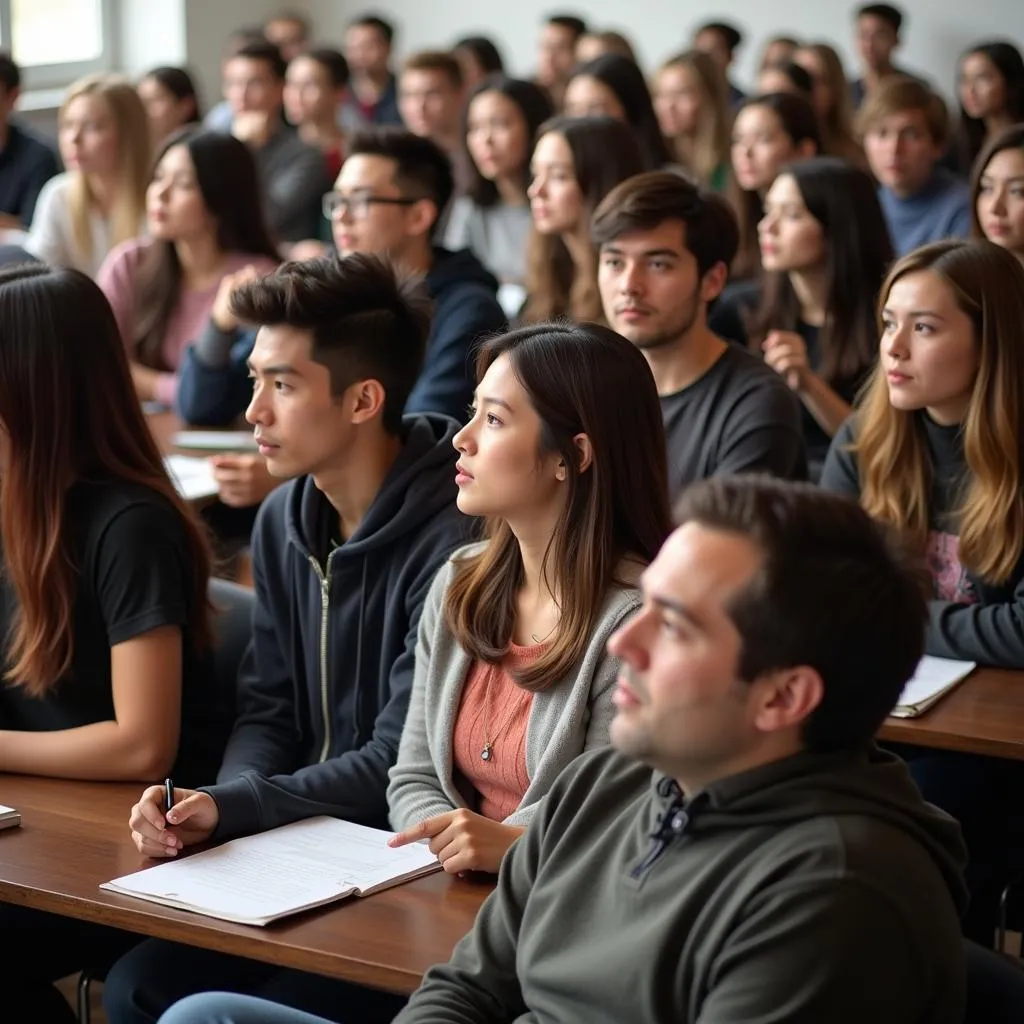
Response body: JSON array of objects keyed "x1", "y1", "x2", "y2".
[{"x1": 0, "y1": 0, "x2": 113, "y2": 89}]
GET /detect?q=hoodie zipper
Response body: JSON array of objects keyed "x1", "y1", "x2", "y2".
[{"x1": 308, "y1": 551, "x2": 337, "y2": 763}]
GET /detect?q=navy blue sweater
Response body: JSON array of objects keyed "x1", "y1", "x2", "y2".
[
  {"x1": 177, "y1": 247, "x2": 506, "y2": 426},
  {"x1": 203, "y1": 414, "x2": 473, "y2": 838}
]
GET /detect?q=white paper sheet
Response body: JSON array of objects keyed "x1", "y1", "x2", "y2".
[
  {"x1": 895, "y1": 656, "x2": 976, "y2": 713},
  {"x1": 171, "y1": 430, "x2": 258, "y2": 452},
  {"x1": 164, "y1": 455, "x2": 219, "y2": 501}
]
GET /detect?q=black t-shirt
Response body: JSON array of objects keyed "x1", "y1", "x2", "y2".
[
  {"x1": 660, "y1": 345, "x2": 808, "y2": 498},
  {"x1": 0, "y1": 478, "x2": 227, "y2": 784}
]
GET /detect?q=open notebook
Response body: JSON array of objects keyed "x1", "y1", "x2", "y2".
[
  {"x1": 891, "y1": 656, "x2": 976, "y2": 718},
  {"x1": 101, "y1": 816, "x2": 439, "y2": 927},
  {"x1": 0, "y1": 805, "x2": 20, "y2": 830}
]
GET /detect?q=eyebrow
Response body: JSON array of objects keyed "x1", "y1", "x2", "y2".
[
  {"x1": 649, "y1": 594, "x2": 708, "y2": 632},
  {"x1": 477, "y1": 394, "x2": 514, "y2": 412},
  {"x1": 981, "y1": 173, "x2": 1024, "y2": 182},
  {"x1": 602, "y1": 245, "x2": 681, "y2": 259},
  {"x1": 881, "y1": 308, "x2": 946, "y2": 321},
  {"x1": 246, "y1": 360, "x2": 299, "y2": 376}
]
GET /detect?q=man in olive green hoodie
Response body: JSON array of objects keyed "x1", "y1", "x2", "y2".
[{"x1": 159, "y1": 476, "x2": 971, "y2": 1024}]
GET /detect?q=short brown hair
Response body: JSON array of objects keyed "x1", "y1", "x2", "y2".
[
  {"x1": 591, "y1": 171, "x2": 739, "y2": 278},
  {"x1": 402, "y1": 49, "x2": 462, "y2": 89},
  {"x1": 857, "y1": 77, "x2": 949, "y2": 147}
]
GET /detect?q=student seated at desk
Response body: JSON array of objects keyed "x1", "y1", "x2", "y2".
[
  {"x1": 592, "y1": 170, "x2": 807, "y2": 496},
  {"x1": 162, "y1": 476, "x2": 970, "y2": 1024},
  {"x1": 177, "y1": 129, "x2": 507, "y2": 514},
  {"x1": 98, "y1": 129, "x2": 279, "y2": 410},
  {"x1": 821, "y1": 238, "x2": 1024, "y2": 942},
  {"x1": 103, "y1": 253, "x2": 471, "y2": 1024},
  {"x1": 24, "y1": 73, "x2": 150, "y2": 277},
  {"x1": 385, "y1": 321, "x2": 672, "y2": 872},
  {"x1": 0, "y1": 263, "x2": 223, "y2": 1024}
]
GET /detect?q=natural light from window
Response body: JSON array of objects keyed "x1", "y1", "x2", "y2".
[{"x1": 7, "y1": 0, "x2": 102, "y2": 67}]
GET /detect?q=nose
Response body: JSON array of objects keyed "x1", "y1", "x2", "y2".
[
  {"x1": 607, "y1": 606, "x2": 649, "y2": 667},
  {"x1": 527, "y1": 176, "x2": 543, "y2": 200},
  {"x1": 990, "y1": 188, "x2": 1007, "y2": 216},
  {"x1": 618, "y1": 261, "x2": 643, "y2": 296},
  {"x1": 453, "y1": 419, "x2": 475, "y2": 454},
  {"x1": 245, "y1": 383, "x2": 271, "y2": 427},
  {"x1": 884, "y1": 322, "x2": 910, "y2": 360}
]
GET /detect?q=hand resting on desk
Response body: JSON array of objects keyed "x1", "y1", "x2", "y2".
[
  {"x1": 129, "y1": 785, "x2": 220, "y2": 857},
  {"x1": 210, "y1": 454, "x2": 278, "y2": 508},
  {"x1": 388, "y1": 808, "x2": 524, "y2": 875}
]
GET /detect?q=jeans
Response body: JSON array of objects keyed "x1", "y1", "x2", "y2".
[
  {"x1": 0, "y1": 904, "x2": 139, "y2": 1023},
  {"x1": 103, "y1": 938, "x2": 406, "y2": 1024},
  {"x1": 160, "y1": 992, "x2": 340, "y2": 1024}
]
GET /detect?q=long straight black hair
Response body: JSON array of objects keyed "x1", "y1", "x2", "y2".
[
  {"x1": 749, "y1": 156, "x2": 894, "y2": 384},
  {"x1": 133, "y1": 128, "x2": 280, "y2": 368}
]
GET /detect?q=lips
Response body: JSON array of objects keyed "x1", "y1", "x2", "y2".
[{"x1": 455, "y1": 462, "x2": 474, "y2": 479}]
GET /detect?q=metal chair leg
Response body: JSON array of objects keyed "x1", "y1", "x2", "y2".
[{"x1": 77, "y1": 970, "x2": 93, "y2": 1024}]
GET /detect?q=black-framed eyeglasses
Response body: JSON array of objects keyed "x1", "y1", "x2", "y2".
[{"x1": 321, "y1": 192, "x2": 419, "y2": 220}]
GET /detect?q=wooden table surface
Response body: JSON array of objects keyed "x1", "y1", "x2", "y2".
[
  {"x1": 879, "y1": 667, "x2": 1024, "y2": 760},
  {"x1": 0, "y1": 776, "x2": 490, "y2": 994}
]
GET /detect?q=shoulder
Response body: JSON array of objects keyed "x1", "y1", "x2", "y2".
[
  {"x1": 99, "y1": 237, "x2": 152, "y2": 278},
  {"x1": 542, "y1": 747, "x2": 651, "y2": 827},
  {"x1": 225, "y1": 252, "x2": 279, "y2": 276},
  {"x1": 74, "y1": 479, "x2": 183, "y2": 550},
  {"x1": 717, "y1": 347, "x2": 798, "y2": 406},
  {"x1": 819, "y1": 417, "x2": 863, "y2": 496},
  {"x1": 33, "y1": 171, "x2": 73, "y2": 209},
  {"x1": 8, "y1": 122, "x2": 58, "y2": 163}
]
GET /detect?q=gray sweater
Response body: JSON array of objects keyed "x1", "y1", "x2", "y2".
[{"x1": 386, "y1": 543, "x2": 642, "y2": 830}]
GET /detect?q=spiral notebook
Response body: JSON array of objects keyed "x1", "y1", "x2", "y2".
[{"x1": 100, "y1": 816, "x2": 439, "y2": 926}]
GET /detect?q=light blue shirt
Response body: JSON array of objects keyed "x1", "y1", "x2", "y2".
[{"x1": 878, "y1": 167, "x2": 971, "y2": 257}]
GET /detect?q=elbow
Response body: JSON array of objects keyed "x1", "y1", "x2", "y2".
[{"x1": 118, "y1": 736, "x2": 179, "y2": 782}]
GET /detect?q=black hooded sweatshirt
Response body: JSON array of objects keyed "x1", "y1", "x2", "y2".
[{"x1": 203, "y1": 415, "x2": 471, "y2": 839}]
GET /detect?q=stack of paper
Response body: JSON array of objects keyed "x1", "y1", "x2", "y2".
[
  {"x1": 891, "y1": 656, "x2": 976, "y2": 718},
  {"x1": 171, "y1": 430, "x2": 257, "y2": 452},
  {"x1": 164, "y1": 455, "x2": 219, "y2": 502},
  {"x1": 0, "y1": 805, "x2": 21, "y2": 830},
  {"x1": 101, "y1": 816, "x2": 440, "y2": 926}
]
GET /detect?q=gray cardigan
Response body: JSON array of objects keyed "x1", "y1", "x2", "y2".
[{"x1": 387, "y1": 543, "x2": 642, "y2": 831}]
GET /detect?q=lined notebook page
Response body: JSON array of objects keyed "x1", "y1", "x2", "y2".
[{"x1": 101, "y1": 816, "x2": 438, "y2": 926}]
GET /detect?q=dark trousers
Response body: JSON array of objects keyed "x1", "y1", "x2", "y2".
[
  {"x1": 888, "y1": 744, "x2": 1024, "y2": 945},
  {"x1": 103, "y1": 938, "x2": 406, "y2": 1024},
  {"x1": 0, "y1": 904, "x2": 140, "y2": 1023}
]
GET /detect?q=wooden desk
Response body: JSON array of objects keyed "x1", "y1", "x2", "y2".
[
  {"x1": 148, "y1": 410, "x2": 182, "y2": 455},
  {"x1": 879, "y1": 667, "x2": 1024, "y2": 761},
  {"x1": 0, "y1": 776, "x2": 490, "y2": 994}
]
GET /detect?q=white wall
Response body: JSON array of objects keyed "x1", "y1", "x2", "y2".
[{"x1": 302, "y1": 0, "x2": 1024, "y2": 97}]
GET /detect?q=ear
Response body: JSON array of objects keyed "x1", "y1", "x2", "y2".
[
  {"x1": 346, "y1": 378, "x2": 387, "y2": 424},
  {"x1": 699, "y1": 261, "x2": 729, "y2": 304},
  {"x1": 573, "y1": 432, "x2": 593, "y2": 474},
  {"x1": 405, "y1": 198, "x2": 440, "y2": 240},
  {"x1": 751, "y1": 666, "x2": 824, "y2": 736}
]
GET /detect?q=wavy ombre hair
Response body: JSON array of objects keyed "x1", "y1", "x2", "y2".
[
  {"x1": 0, "y1": 265, "x2": 213, "y2": 696},
  {"x1": 444, "y1": 323, "x2": 672, "y2": 691},
  {"x1": 60, "y1": 73, "x2": 151, "y2": 263},
  {"x1": 853, "y1": 240, "x2": 1024, "y2": 583}
]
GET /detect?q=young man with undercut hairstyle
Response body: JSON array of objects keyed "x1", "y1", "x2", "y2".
[{"x1": 103, "y1": 253, "x2": 471, "y2": 1023}]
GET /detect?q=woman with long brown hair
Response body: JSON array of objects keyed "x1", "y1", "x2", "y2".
[
  {"x1": 0, "y1": 263, "x2": 225, "y2": 1020},
  {"x1": 521, "y1": 116, "x2": 644, "y2": 324},
  {"x1": 386, "y1": 321, "x2": 671, "y2": 874},
  {"x1": 793, "y1": 43, "x2": 867, "y2": 168},
  {"x1": 98, "y1": 128, "x2": 279, "y2": 407},
  {"x1": 821, "y1": 239, "x2": 1024, "y2": 944},
  {"x1": 652, "y1": 49, "x2": 731, "y2": 191}
]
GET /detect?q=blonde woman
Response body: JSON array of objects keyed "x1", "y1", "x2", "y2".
[
  {"x1": 652, "y1": 49, "x2": 731, "y2": 191},
  {"x1": 25, "y1": 73, "x2": 150, "y2": 277},
  {"x1": 822, "y1": 239, "x2": 1024, "y2": 667},
  {"x1": 793, "y1": 43, "x2": 866, "y2": 168}
]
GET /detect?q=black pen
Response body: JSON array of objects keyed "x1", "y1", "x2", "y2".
[{"x1": 164, "y1": 777, "x2": 175, "y2": 814}]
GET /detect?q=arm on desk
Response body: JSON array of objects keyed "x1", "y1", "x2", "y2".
[
  {"x1": 176, "y1": 322, "x2": 255, "y2": 427},
  {"x1": 207, "y1": 531, "x2": 442, "y2": 839},
  {"x1": 927, "y1": 579, "x2": 1024, "y2": 668}
]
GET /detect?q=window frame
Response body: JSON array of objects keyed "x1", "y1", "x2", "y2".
[{"x1": 0, "y1": 0, "x2": 116, "y2": 91}]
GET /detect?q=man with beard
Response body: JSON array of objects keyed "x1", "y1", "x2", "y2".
[{"x1": 594, "y1": 171, "x2": 808, "y2": 495}]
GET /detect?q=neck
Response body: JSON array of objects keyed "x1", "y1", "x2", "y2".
[
  {"x1": 85, "y1": 172, "x2": 119, "y2": 215},
  {"x1": 788, "y1": 267, "x2": 829, "y2": 327},
  {"x1": 354, "y1": 68, "x2": 389, "y2": 94},
  {"x1": 494, "y1": 175, "x2": 526, "y2": 206},
  {"x1": 313, "y1": 430, "x2": 403, "y2": 540},
  {"x1": 644, "y1": 320, "x2": 726, "y2": 396},
  {"x1": 925, "y1": 400, "x2": 968, "y2": 428},
  {"x1": 299, "y1": 118, "x2": 342, "y2": 148},
  {"x1": 395, "y1": 239, "x2": 434, "y2": 277},
  {"x1": 671, "y1": 735, "x2": 803, "y2": 797},
  {"x1": 175, "y1": 233, "x2": 226, "y2": 289},
  {"x1": 509, "y1": 513, "x2": 562, "y2": 609},
  {"x1": 865, "y1": 61, "x2": 893, "y2": 84},
  {"x1": 985, "y1": 112, "x2": 1014, "y2": 137}
]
